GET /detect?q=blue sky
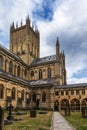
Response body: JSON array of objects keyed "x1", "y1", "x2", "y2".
[{"x1": 0, "y1": 0, "x2": 87, "y2": 84}]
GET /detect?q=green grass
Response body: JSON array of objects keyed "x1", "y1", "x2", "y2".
[
  {"x1": 62, "y1": 111, "x2": 87, "y2": 130},
  {"x1": 3, "y1": 110, "x2": 52, "y2": 130}
]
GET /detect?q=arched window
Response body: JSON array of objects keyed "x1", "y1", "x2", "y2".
[
  {"x1": 0, "y1": 56, "x2": 3, "y2": 70},
  {"x1": 17, "y1": 66, "x2": 20, "y2": 77},
  {"x1": 22, "y1": 90, "x2": 24, "y2": 101},
  {"x1": 0, "y1": 84, "x2": 4, "y2": 99},
  {"x1": 24, "y1": 69, "x2": 27, "y2": 77},
  {"x1": 48, "y1": 68, "x2": 51, "y2": 78},
  {"x1": 12, "y1": 87, "x2": 16, "y2": 100},
  {"x1": 31, "y1": 71, "x2": 34, "y2": 77},
  {"x1": 5, "y1": 59, "x2": 7, "y2": 71},
  {"x1": 42, "y1": 92, "x2": 46, "y2": 102},
  {"x1": 39, "y1": 69, "x2": 42, "y2": 79},
  {"x1": 14, "y1": 65, "x2": 16, "y2": 75},
  {"x1": 32, "y1": 92, "x2": 36, "y2": 102},
  {"x1": 9, "y1": 61, "x2": 13, "y2": 73}
]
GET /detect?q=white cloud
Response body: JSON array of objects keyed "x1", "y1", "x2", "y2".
[{"x1": 0, "y1": 0, "x2": 87, "y2": 84}]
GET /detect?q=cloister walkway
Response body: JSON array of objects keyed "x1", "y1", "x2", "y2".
[{"x1": 51, "y1": 112, "x2": 75, "y2": 130}]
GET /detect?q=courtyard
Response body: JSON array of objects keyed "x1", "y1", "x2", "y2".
[{"x1": 3, "y1": 110, "x2": 52, "y2": 130}]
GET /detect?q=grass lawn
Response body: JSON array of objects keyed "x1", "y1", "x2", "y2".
[
  {"x1": 3, "y1": 110, "x2": 52, "y2": 130},
  {"x1": 62, "y1": 111, "x2": 87, "y2": 130}
]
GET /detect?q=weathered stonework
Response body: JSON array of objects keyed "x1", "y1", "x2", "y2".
[{"x1": 0, "y1": 16, "x2": 86, "y2": 111}]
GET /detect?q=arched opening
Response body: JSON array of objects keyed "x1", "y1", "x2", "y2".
[
  {"x1": 61, "y1": 99, "x2": 69, "y2": 110},
  {"x1": 48, "y1": 68, "x2": 51, "y2": 78},
  {"x1": 9, "y1": 61, "x2": 13, "y2": 74},
  {"x1": 82, "y1": 98, "x2": 87, "y2": 107},
  {"x1": 32, "y1": 92, "x2": 36, "y2": 102},
  {"x1": 12, "y1": 87, "x2": 16, "y2": 100},
  {"x1": 71, "y1": 99, "x2": 80, "y2": 111},
  {"x1": 39, "y1": 69, "x2": 42, "y2": 79},
  {"x1": 0, "y1": 56, "x2": 3, "y2": 70},
  {"x1": 31, "y1": 70, "x2": 34, "y2": 80},
  {"x1": 54, "y1": 100, "x2": 59, "y2": 111},
  {"x1": 17, "y1": 66, "x2": 20, "y2": 77},
  {"x1": 5, "y1": 59, "x2": 7, "y2": 71},
  {"x1": 42, "y1": 92, "x2": 46, "y2": 102},
  {"x1": 21, "y1": 90, "x2": 24, "y2": 101},
  {"x1": 0, "y1": 84, "x2": 4, "y2": 99}
]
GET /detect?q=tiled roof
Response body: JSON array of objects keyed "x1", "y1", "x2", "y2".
[
  {"x1": 55, "y1": 83, "x2": 87, "y2": 89},
  {"x1": 30, "y1": 78, "x2": 55, "y2": 86},
  {"x1": 30, "y1": 55, "x2": 56, "y2": 65}
]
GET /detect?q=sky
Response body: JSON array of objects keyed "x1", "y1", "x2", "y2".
[{"x1": 0, "y1": 0, "x2": 87, "y2": 84}]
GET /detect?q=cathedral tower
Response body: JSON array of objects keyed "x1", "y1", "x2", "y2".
[{"x1": 10, "y1": 15, "x2": 40, "y2": 65}]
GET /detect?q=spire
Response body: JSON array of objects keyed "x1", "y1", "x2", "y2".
[
  {"x1": 56, "y1": 37, "x2": 60, "y2": 46},
  {"x1": 56, "y1": 37, "x2": 60, "y2": 61},
  {"x1": 21, "y1": 19, "x2": 22, "y2": 26},
  {"x1": 26, "y1": 15, "x2": 30, "y2": 25}
]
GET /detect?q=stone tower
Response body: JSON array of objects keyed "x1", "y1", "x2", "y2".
[
  {"x1": 10, "y1": 15, "x2": 40, "y2": 65},
  {"x1": 54, "y1": 37, "x2": 66, "y2": 85}
]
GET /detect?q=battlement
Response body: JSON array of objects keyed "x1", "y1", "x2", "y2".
[{"x1": 10, "y1": 15, "x2": 39, "y2": 37}]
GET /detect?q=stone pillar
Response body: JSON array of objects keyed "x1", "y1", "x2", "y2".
[{"x1": 0, "y1": 106, "x2": 4, "y2": 130}]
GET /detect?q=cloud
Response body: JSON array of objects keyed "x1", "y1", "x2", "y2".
[{"x1": 0, "y1": 0, "x2": 87, "y2": 84}]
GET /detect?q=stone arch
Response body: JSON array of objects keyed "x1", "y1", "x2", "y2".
[
  {"x1": 71, "y1": 98, "x2": 80, "y2": 111},
  {"x1": 61, "y1": 99, "x2": 69, "y2": 110},
  {"x1": 54, "y1": 100, "x2": 59, "y2": 111},
  {"x1": 81, "y1": 98, "x2": 87, "y2": 107}
]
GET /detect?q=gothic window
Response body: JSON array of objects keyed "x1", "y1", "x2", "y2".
[
  {"x1": 42, "y1": 92, "x2": 46, "y2": 102},
  {"x1": 61, "y1": 91, "x2": 64, "y2": 95},
  {"x1": 0, "y1": 56, "x2": 3, "y2": 70},
  {"x1": 31, "y1": 71, "x2": 34, "y2": 77},
  {"x1": 5, "y1": 59, "x2": 7, "y2": 71},
  {"x1": 71, "y1": 90, "x2": 74, "y2": 95},
  {"x1": 12, "y1": 87, "x2": 16, "y2": 100},
  {"x1": 76, "y1": 90, "x2": 79, "y2": 95},
  {"x1": 22, "y1": 69, "x2": 23, "y2": 78},
  {"x1": 39, "y1": 69, "x2": 42, "y2": 79},
  {"x1": 22, "y1": 90, "x2": 24, "y2": 101},
  {"x1": 32, "y1": 92, "x2": 36, "y2": 102},
  {"x1": 0, "y1": 84, "x2": 4, "y2": 99},
  {"x1": 17, "y1": 66, "x2": 20, "y2": 77},
  {"x1": 24, "y1": 69, "x2": 27, "y2": 77},
  {"x1": 14, "y1": 65, "x2": 16, "y2": 75},
  {"x1": 66, "y1": 90, "x2": 68, "y2": 95},
  {"x1": 48, "y1": 68, "x2": 51, "y2": 78},
  {"x1": 55, "y1": 91, "x2": 59, "y2": 96},
  {"x1": 82, "y1": 89, "x2": 85, "y2": 95},
  {"x1": 9, "y1": 61, "x2": 13, "y2": 73}
]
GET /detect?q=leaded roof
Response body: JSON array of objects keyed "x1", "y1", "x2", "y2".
[
  {"x1": 30, "y1": 55, "x2": 56, "y2": 65},
  {"x1": 55, "y1": 83, "x2": 87, "y2": 89}
]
